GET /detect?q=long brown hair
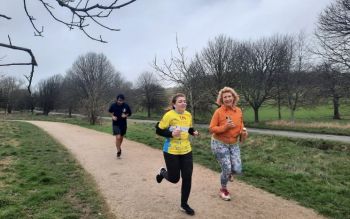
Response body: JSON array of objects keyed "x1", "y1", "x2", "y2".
[{"x1": 166, "y1": 93, "x2": 186, "y2": 111}]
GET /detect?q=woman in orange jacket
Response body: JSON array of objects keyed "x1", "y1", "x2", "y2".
[{"x1": 209, "y1": 87, "x2": 248, "y2": 201}]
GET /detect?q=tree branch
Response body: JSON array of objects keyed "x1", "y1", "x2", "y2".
[
  {"x1": 22, "y1": 0, "x2": 136, "y2": 42},
  {"x1": 23, "y1": 0, "x2": 44, "y2": 37},
  {"x1": 0, "y1": 42, "x2": 38, "y2": 94},
  {"x1": 0, "y1": 14, "x2": 11, "y2": 19}
]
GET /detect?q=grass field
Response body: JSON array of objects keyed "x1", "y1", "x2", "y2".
[
  {"x1": 131, "y1": 104, "x2": 350, "y2": 135},
  {"x1": 0, "y1": 121, "x2": 112, "y2": 219},
  {"x1": 242, "y1": 103, "x2": 350, "y2": 122},
  {"x1": 2, "y1": 113, "x2": 350, "y2": 218}
]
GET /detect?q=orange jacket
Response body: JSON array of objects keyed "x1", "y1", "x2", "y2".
[{"x1": 209, "y1": 105, "x2": 244, "y2": 144}]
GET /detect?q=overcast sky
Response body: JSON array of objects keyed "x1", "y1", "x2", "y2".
[{"x1": 1, "y1": 0, "x2": 332, "y2": 88}]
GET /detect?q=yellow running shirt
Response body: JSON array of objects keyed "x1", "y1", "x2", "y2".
[{"x1": 158, "y1": 110, "x2": 193, "y2": 155}]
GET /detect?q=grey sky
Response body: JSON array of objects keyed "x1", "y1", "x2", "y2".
[{"x1": 1, "y1": 0, "x2": 332, "y2": 88}]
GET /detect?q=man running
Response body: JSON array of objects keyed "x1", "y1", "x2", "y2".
[{"x1": 108, "y1": 94, "x2": 132, "y2": 158}]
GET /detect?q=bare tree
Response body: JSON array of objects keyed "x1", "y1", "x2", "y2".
[
  {"x1": 59, "y1": 76, "x2": 78, "y2": 117},
  {"x1": 37, "y1": 74, "x2": 63, "y2": 115},
  {"x1": 66, "y1": 52, "x2": 119, "y2": 125},
  {"x1": 315, "y1": 62, "x2": 349, "y2": 119},
  {"x1": 135, "y1": 72, "x2": 165, "y2": 118},
  {"x1": 0, "y1": 76, "x2": 23, "y2": 114},
  {"x1": 283, "y1": 32, "x2": 315, "y2": 121},
  {"x1": 152, "y1": 37, "x2": 207, "y2": 119},
  {"x1": 200, "y1": 35, "x2": 237, "y2": 96},
  {"x1": 315, "y1": 0, "x2": 350, "y2": 71},
  {"x1": 1, "y1": 0, "x2": 136, "y2": 92},
  {"x1": 238, "y1": 35, "x2": 292, "y2": 123},
  {"x1": 283, "y1": 72, "x2": 317, "y2": 120},
  {"x1": 185, "y1": 59, "x2": 213, "y2": 119}
]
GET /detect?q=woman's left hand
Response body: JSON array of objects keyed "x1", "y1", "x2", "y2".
[{"x1": 193, "y1": 130, "x2": 199, "y2": 136}]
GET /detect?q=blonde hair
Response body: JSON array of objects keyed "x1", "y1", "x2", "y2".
[
  {"x1": 166, "y1": 93, "x2": 186, "y2": 111},
  {"x1": 216, "y1": 87, "x2": 239, "y2": 106}
]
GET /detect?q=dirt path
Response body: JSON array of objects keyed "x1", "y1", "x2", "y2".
[{"x1": 27, "y1": 121, "x2": 325, "y2": 219}]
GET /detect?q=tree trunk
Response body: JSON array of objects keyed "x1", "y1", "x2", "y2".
[
  {"x1": 254, "y1": 107, "x2": 259, "y2": 123},
  {"x1": 68, "y1": 107, "x2": 72, "y2": 118},
  {"x1": 147, "y1": 105, "x2": 151, "y2": 118},
  {"x1": 90, "y1": 115, "x2": 96, "y2": 125},
  {"x1": 30, "y1": 96, "x2": 34, "y2": 114},
  {"x1": 290, "y1": 109, "x2": 295, "y2": 121},
  {"x1": 333, "y1": 96, "x2": 341, "y2": 120},
  {"x1": 277, "y1": 88, "x2": 282, "y2": 120},
  {"x1": 277, "y1": 97, "x2": 282, "y2": 120},
  {"x1": 188, "y1": 90, "x2": 195, "y2": 121},
  {"x1": 7, "y1": 105, "x2": 12, "y2": 114},
  {"x1": 43, "y1": 110, "x2": 49, "y2": 116}
]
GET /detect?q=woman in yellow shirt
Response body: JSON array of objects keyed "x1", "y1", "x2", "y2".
[
  {"x1": 155, "y1": 93, "x2": 199, "y2": 216},
  {"x1": 209, "y1": 87, "x2": 248, "y2": 201}
]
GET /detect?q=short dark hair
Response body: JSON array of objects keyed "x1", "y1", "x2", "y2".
[{"x1": 116, "y1": 94, "x2": 125, "y2": 100}]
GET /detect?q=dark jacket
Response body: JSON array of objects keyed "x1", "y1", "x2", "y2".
[{"x1": 108, "y1": 102, "x2": 132, "y2": 127}]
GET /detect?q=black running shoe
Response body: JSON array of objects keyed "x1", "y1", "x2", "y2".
[
  {"x1": 180, "y1": 203, "x2": 195, "y2": 216},
  {"x1": 156, "y1": 167, "x2": 166, "y2": 183},
  {"x1": 116, "y1": 150, "x2": 121, "y2": 158}
]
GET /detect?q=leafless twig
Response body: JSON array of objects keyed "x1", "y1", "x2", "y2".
[
  {"x1": 23, "y1": 0, "x2": 136, "y2": 43},
  {"x1": 0, "y1": 41, "x2": 38, "y2": 94}
]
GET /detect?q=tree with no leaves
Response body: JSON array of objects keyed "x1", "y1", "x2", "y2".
[
  {"x1": 0, "y1": 76, "x2": 24, "y2": 114},
  {"x1": 66, "y1": 52, "x2": 120, "y2": 125},
  {"x1": 283, "y1": 32, "x2": 315, "y2": 121},
  {"x1": 200, "y1": 35, "x2": 237, "y2": 96},
  {"x1": 37, "y1": 74, "x2": 63, "y2": 115},
  {"x1": 0, "y1": 0, "x2": 136, "y2": 93},
  {"x1": 314, "y1": 62, "x2": 349, "y2": 119},
  {"x1": 135, "y1": 72, "x2": 165, "y2": 118},
  {"x1": 315, "y1": 0, "x2": 350, "y2": 71},
  {"x1": 238, "y1": 35, "x2": 292, "y2": 123},
  {"x1": 152, "y1": 36, "x2": 207, "y2": 119}
]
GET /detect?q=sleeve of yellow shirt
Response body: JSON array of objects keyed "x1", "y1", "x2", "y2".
[{"x1": 159, "y1": 111, "x2": 171, "y2": 129}]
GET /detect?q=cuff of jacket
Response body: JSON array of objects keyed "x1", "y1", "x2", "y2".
[
  {"x1": 155, "y1": 122, "x2": 173, "y2": 138},
  {"x1": 188, "y1": 127, "x2": 195, "y2": 135}
]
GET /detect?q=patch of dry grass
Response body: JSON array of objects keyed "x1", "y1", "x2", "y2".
[
  {"x1": 0, "y1": 157, "x2": 13, "y2": 188},
  {"x1": 267, "y1": 120, "x2": 350, "y2": 129}
]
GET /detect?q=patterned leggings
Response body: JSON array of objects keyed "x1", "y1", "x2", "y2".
[{"x1": 211, "y1": 138, "x2": 242, "y2": 187}]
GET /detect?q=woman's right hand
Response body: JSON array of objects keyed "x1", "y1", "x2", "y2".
[
  {"x1": 172, "y1": 127, "x2": 181, "y2": 137},
  {"x1": 225, "y1": 121, "x2": 236, "y2": 130}
]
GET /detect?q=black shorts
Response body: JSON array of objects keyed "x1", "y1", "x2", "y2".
[{"x1": 113, "y1": 125, "x2": 127, "y2": 136}]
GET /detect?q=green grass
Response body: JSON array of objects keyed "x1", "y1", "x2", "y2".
[
  {"x1": 0, "y1": 121, "x2": 112, "y2": 219},
  {"x1": 3, "y1": 113, "x2": 350, "y2": 218},
  {"x1": 4, "y1": 103, "x2": 350, "y2": 136},
  {"x1": 242, "y1": 104, "x2": 350, "y2": 122},
  {"x1": 246, "y1": 120, "x2": 350, "y2": 136},
  {"x1": 132, "y1": 104, "x2": 350, "y2": 135}
]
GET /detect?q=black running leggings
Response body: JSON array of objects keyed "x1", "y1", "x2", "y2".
[{"x1": 163, "y1": 151, "x2": 193, "y2": 205}]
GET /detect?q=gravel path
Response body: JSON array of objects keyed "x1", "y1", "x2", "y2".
[{"x1": 27, "y1": 121, "x2": 325, "y2": 219}]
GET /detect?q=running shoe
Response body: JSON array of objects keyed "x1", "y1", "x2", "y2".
[
  {"x1": 219, "y1": 188, "x2": 231, "y2": 201},
  {"x1": 180, "y1": 203, "x2": 195, "y2": 216},
  {"x1": 156, "y1": 167, "x2": 166, "y2": 183},
  {"x1": 116, "y1": 150, "x2": 121, "y2": 158}
]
